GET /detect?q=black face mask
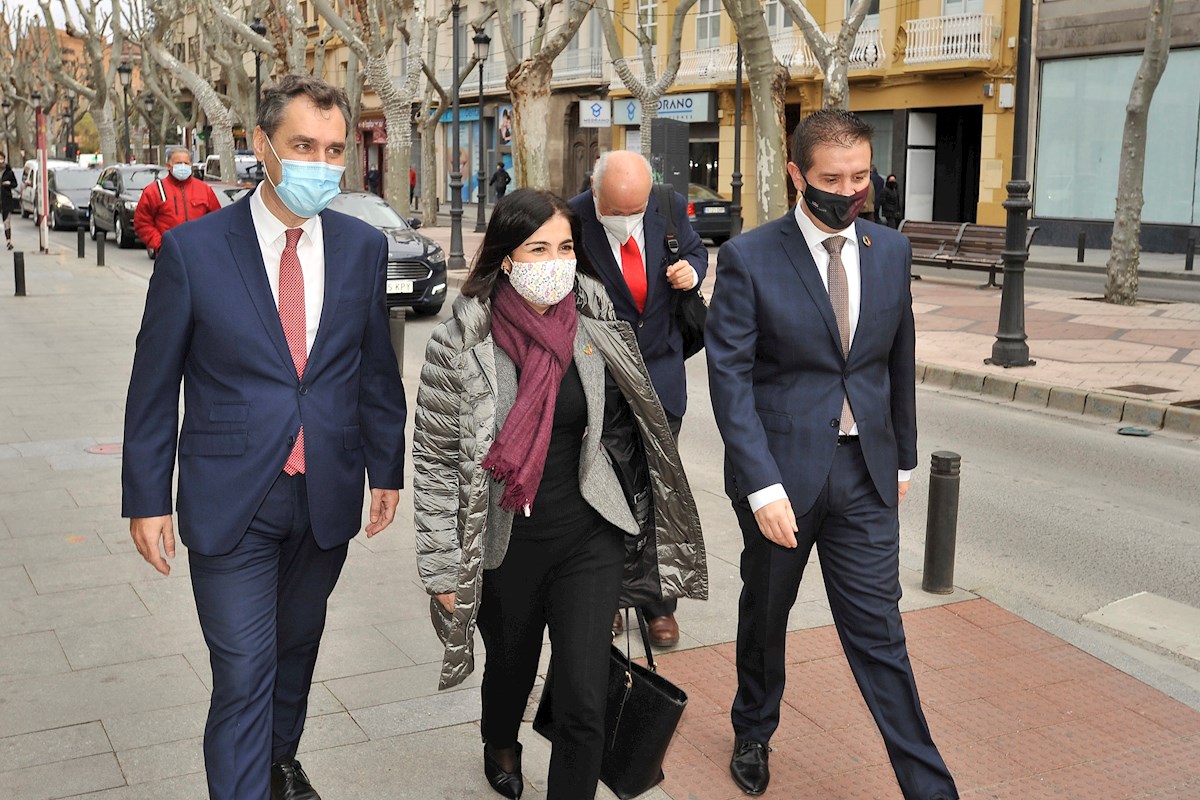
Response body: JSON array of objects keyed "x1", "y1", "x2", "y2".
[
  {"x1": 886, "y1": 180, "x2": 897, "y2": 189},
  {"x1": 800, "y1": 175, "x2": 869, "y2": 230}
]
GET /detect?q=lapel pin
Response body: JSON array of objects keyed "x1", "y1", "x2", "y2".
[
  {"x1": 583, "y1": 342, "x2": 595, "y2": 356},
  {"x1": 862, "y1": 235, "x2": 872, "y2": 247}
]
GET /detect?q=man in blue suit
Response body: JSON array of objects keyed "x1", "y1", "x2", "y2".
[
  {"x1": 707, "y1": 110, "x2": 956, "y2": 799},
  {"x1": 570, "y1": 150, "x2": 708, "y2": 647},
  {"x1": 122, "y1": 76, "x2": 406, "y2": 800}
]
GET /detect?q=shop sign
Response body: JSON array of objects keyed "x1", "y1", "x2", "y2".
[
  {"x1": 614, "y1": 93, "x2": 715, "y2": 126},
  {"x1": 579, "y1": 100, "x2": 611, "y2": 128}
]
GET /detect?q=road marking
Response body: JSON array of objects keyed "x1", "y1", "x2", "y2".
[{"x1": 1084, "y1": 592, "x2": 1200, "y2": 661}]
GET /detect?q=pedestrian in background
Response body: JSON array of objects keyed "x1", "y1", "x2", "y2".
[
  {"x1": 707, "y1": 110, "x2": 957, "y2": 799},
  {"x1": 122, "y1": 75, "x2": 407, "y2": 800},
  {"x1": 0, "y1": 152, "x2": 16, "y2": 250},
  {"x1": 413, "y1": 188, "x2": 706, "y2": 800},
  {"x1": 489, "y1": 162, "x2": 511, "y2": 200},
  {"x1": 133, "y1": 148, "x2": 221, "y2": 260},
  {"x1": 410, "y1": 166, "x2": 418, "y2": 208},
  {"x1": 570, "y1": 150, "x2": 708, "y2": 647},
  {"x1": 881, "y1": 173, "x2": 902, "y2": 228}
]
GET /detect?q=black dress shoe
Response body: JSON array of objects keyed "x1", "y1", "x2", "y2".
[
  {"x1": 483, "y1": 742, "x2": 523, "y2": 799},
  {"x1": 730, "y1": 740, "x2": 770, "y2": 796},
  {"x1": 271, "y1": 758, "x2": 321, "y2": 800}
]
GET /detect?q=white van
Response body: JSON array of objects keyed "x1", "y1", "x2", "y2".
[
  {"x1": 202, "y1": 154, "x2": 264, "y2": 185},
  {"x1": 20, "y1": 158, "x2": 78, "y2": 219}
]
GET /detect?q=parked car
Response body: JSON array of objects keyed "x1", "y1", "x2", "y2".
[
  {"x1": 46, "y1": 166, "x2": 98, "y2": 230},
  {"x1": 89, "y1": 164, "x2": 166, "y2": 248},
  {"x1": 202, "y1": 153, "x2": 264, "y2": 186},
  {"x1": 686, "y1": 182, "x2": 734, "y2": 245},
  {"x1": 19, "y1": 158, "x2": 77, "y2": 219},
  {"x1": 326, "y1": 191, "x2": 447, "y2": 316},
  {"x1": 209, "y1": 182, "x2": 249, "y2": 207}
]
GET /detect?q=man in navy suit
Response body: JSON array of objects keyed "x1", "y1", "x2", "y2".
[
  {"x1": 707, "y1": 110, "x2": 957, "y2": 799},
  {"x1": 122, "y1": 76, "x2": 406, "y2": 800},
  {"x1": 570, "y1": 150, "x2": 708, "y2": 647}
]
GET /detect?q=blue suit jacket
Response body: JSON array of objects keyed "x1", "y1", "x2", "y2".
[
  {"x1": 569, "y1": 188, "x2": 708, "y2": 419},
  {"x1": 121, "y1": 198, "x2": 407, "y2": 556},
  {"x1": 706, "y1": 213, "x2": 916, "y2": 514}
]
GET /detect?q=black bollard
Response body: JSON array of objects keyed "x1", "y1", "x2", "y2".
[
  {"x1": 1186, "y1": 231, "x2": 1196, "y2": 272},
  {"x1": 77, "y1": 227, "x2": 86, "y2": 259},
  {"x1": 96, "y1": 232, "x2": 105, "y2": 267},
  {"x1": 14, "y1": 251, "x2": 26, "y2": 296},
  {"x1": 389, "y1": 307, "x2": 405, "y2": 374},
  {"x1": 1076, "y1": 230, "x2": 1086, "y2": 263},
  {"x1": 921, "y1": 451, "x2": 961, "y2": 595}
]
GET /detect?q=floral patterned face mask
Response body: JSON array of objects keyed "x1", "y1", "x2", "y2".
[{"x1": 505, "y1": 257, "x2": 577, "y2": 306}]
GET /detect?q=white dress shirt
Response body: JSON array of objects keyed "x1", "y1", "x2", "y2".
[
  {"x1": 747, "y1": 205, "x2": 909, "y2": 514},
  {"x1": 250, "y1": 183, "x2": 325, "y2": 357},
  {"x1": 594, "y1": 197, "x2": 699, "y2": 291}
]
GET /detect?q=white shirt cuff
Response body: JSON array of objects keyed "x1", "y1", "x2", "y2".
[
  {"x1": 898, "y1": 470, "x2": 912, "y2": 483},
  {"x1": 689, "y1": 267, "x2": 699, "y2": 290},
  {"x1": 747, "y1": 484, "x2": 788, "y2": 513}
]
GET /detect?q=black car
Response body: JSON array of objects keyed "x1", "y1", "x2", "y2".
[
  {"x1": 686, "y1": 183, "x2": 734, "y2": 245},
  {"x1": 326, "y1": 192, "x2": 448, "y2": 316},
  {"x1": 47, "y1": 166, "x2": 98, "y2": 231},
  {"x1": 89, "y1": 164, "x2": 166, "y2": 248}
]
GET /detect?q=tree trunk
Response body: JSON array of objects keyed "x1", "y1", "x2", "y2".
[
  {"x1": 1104, "y1": 0, "x2": 1174, "y2": 306},
  {"x1": 146, "y1": 41, "x2": 237, "y2": 182},
  {"x1": 93, "y1": 100, "x2": 119, "y2": 167},
  {"x1": 344, "y1": 53, "x2": 365, "y2": 192},
  {"x1": 506, "y1": 58, "x2": 553, "y2": 189}
]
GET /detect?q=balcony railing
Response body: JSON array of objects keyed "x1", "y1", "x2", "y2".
[
  {"x1": 553, "y1": 48, "x2": 607, "y2": 82},
  {"x1": 849, "y1": 23, "x2": 885, "y2": 70},
  {"x1": 905, "y1": 13, "x2": 994, "y2": 64}
]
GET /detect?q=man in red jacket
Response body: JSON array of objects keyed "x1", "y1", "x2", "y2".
[{"x1": 134, "y1": 148, "x2": 221, "y2": 258}]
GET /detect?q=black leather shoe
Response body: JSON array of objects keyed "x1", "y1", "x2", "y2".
[
  {"x1": 271, "y1": 759, "x2": 321, "y2": 800},
  {"x1": 483, "y1": 742, "x2": 523, "y2": 799},
  {"x1": 730, "y1": 740, "x2": 770, "y2": 796}
]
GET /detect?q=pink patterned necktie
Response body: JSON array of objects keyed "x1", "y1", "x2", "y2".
[
  {"x1": 822, "y1": 235, "x2": 855, "y2": 434},
  {"x1": 279, "y1": 228, "x2": 306, "y2": 475}
]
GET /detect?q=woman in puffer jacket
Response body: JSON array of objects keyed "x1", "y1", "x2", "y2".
[{"x1": 413, "y1": 188, "x2": 707, "y2": 800}]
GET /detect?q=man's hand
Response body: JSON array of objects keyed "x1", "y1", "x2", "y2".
[
  {"x1": 898, "y1": 480, "x2": 911, "y2": 506},
  {"x1": 130, "y1": 515, "x2": 176, "y2": 575},
  {"x1": 753, "y1": 498, "x2": 798, "y2": 548},
  {"x1": 435, "y1": 593, "x2": 455, "y2": 614},
  {"x1": 365, "y1": 488, "x2": 399, "y2": 537},
  {"x1": 666, "y1": 260, "x2": 697, "y2": 290}
]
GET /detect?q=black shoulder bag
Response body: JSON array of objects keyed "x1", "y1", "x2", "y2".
[{"x1": 651, "y1": 184, "x2": 708, "y2": 360}]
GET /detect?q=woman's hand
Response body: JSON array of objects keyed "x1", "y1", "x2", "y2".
[{"x1": 435, "y1": 593, "x2": 456, "y2": 614}]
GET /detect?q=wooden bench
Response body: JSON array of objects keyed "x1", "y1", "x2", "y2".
[{"x1": 899, "y1": 220, "x2": 1039, "y2": 288}]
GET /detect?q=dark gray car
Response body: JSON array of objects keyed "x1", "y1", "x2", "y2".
[{"x1": 47, "y1": 167, "x2": 98, "y2": 230}]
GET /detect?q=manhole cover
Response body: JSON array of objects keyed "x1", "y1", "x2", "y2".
[
  {"x1": 1108, "y1": 384, "x2": 1176, "y2": 395},
  {"x1": 85, "y1": 443, "x2": 123, "y2": 455},
  {"x1": 1172, "y1": 399, "x2": 1200, "y2": 410}
]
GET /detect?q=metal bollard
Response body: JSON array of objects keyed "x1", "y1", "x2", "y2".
[
  {"x1": 1077, "y1": 230, "x2": 1086, "y2": 263},
  {"x1": 13, "y1": 251, "x2": 26, "y2": 296},
  {"x1": 77, "y1": 227, "x2": 86, "y2": 259},
  {"x1": 1186, "y1": 232, "x2": 1196, "y2": 272},
  {"x1": 389, "y1": 307, "x2": 406, "y2": 375},
  {"x1": 96, "y1": 232, "x2": 105, "y2": 267},
  {"x1": 921, "y1": 451, "x2": 961, "y2": 595}
]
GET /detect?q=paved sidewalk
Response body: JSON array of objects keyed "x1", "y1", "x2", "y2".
[{"x1": 1, "y1": 226, "x2": 1199, "y2": 799}]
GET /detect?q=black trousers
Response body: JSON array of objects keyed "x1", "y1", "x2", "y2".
[
  {"x1": 189, "y1": 473, "x2": 348, "y2": 800},
  {"x1": 478, "y1": 519, "x2": 624, "y2": 800},
  {"x1": 638, "y1": 409, "x2": 682, "y2": 618},
  {"x1": 730, "y1": 440, "x2": 957, "y2": 800}
]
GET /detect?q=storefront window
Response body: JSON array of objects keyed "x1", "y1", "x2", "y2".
[{"x1": 1035, "y1": 49, "x2": 1200, "y2": 224}]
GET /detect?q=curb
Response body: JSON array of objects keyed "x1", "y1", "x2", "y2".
[{"x1": 917, "y1": 360, "x2": 1200, "y2": 436}]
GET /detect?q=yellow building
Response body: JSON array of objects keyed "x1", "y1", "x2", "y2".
[{"x1": 606, "y1": 0, "x2": 1024, "y2": 228}]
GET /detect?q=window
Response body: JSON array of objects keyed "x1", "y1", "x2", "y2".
[
  {"x1": 696, "y1": 0, "x2": 721, "y2": 50},
  {"x1": 511, "y1": 11, "x2": 524, "y2": 60},
  {"x1": 637, "y1": 0, "x2": 657, "y2": 45},
  {"x1": 1035, "y1": 50, "x2": 1200, "y2": 224},
  {"x1": 765, "y1": 0, "x2": 794, "y2": 34},
  {"x1": 847, "y1": 0, "x2": 881, "y2": 23},
  {"x1": 188, "y1": 35, "x2": 199, "y2": 63},
  {"x1": 299, "y1": 1, "x2": 309, "y2": 25},
  {"x1": 943, "y1": 0, "x2": 985, "y2": 15}
]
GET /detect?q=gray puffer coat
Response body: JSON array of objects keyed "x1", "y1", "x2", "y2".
[{"x1": 413, "y1": 275, "x2": 708, "y2": 690}]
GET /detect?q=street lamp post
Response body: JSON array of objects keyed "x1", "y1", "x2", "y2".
[
  {"x1": 473, "y1": 28, "x2": 491, "y2": 234},
  {"x1": 250, "y1": 18, "x2": 267, "y2": 122},
  {"x1": 144, "y1": 95, "x2": 156, "y2": 163},
  {"x1": 987, "y1": 0, "x2": 1036, "y2": 368},
  {"x1": 63, "y1": 89, "x2": 77, "y2": 160},
  {"x1": 117, "y1": 61, "x2": 133, "y2": 163},
  {"x1": 448, "y1": 0, "x2": 465, "y2": 269},
  {"x1": 730, "y1": 44, "x2": 744, "y2": 238},
  {"x1": 1, "y1": 98, "x2": 11, "y2": 160}
]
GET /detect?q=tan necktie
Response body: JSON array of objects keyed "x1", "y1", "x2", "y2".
[{"x1": 822, "y1": 236, "x2": 855, "y2": 434}]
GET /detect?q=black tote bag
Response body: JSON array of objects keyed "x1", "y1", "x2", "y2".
[{"x1": 534, "y1": 609, "x2": 688, "y2": 799}]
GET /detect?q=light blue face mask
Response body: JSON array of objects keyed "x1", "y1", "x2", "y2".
[
  {"x1": 170, "y1": 163, "x2": 193, "y2": 181},
  {"x1": 264, "y1": 136, "x2": 345, "y2": 218}
]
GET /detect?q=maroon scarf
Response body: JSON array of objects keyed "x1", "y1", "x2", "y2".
[{"x1": 482, "y1": 280, "x2": 579, "y2": 513}]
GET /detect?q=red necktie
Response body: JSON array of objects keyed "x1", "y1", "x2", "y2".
[
  {"x1": 279, "y1": 228, "x2": 307, "y2": 475},
  {"x1": 620, "y1": 237, "x2": 647, "y2": 313}
]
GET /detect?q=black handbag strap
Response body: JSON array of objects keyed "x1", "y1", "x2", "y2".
[
  {"x1": 651, "y1": 184, "x2": 680, "y2": 259},
  {"x1": 621, "y1": 607, "x2": 659, "y2": 674}
]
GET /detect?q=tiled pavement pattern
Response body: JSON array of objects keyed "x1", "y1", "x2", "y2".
[{"x1": 655, "y1": 599, "x2": 1200, "y2": 800}]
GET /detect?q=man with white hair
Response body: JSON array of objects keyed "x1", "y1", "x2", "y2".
[{"x1": 570, "y1": 150, "x2": 709, "y2": 647}]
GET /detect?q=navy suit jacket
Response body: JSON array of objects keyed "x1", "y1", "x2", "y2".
[
  {"x1": 121, "y1": 198, "x2": 407, "y2": 556},
  {"x1": 569, "y1": 188, "x2": 707, "y2": 418},
  {"x1": 706, "y1": 213, "x2": 916, "y2": 514}
]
